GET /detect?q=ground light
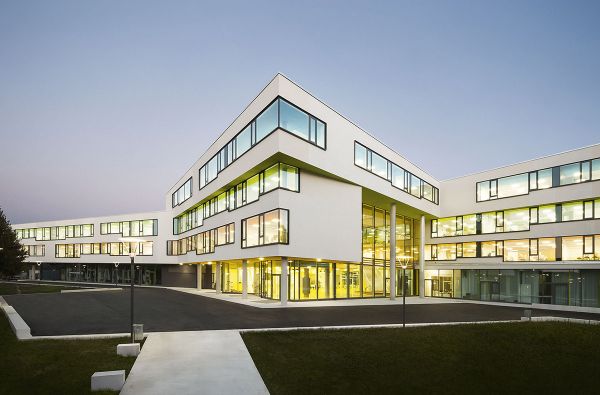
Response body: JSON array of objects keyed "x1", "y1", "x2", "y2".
[{"x1": 119, "y1": 237, "x2": 146, "y2": 343}]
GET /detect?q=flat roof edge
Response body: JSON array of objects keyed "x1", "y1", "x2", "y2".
[{"x1": 441, "y1": 142, "x2": 600, "y2": 182}]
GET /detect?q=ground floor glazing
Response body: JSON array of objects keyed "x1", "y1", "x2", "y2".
[
  {"x1": 206, "y1": 259, "x2": 419, "y2": 300},
  {"x1": 425, "y1": 268, "x2": 600, "y2": 308},
  {"x1": 39, "y1": 262, "x2": 162, "y2": 285}
]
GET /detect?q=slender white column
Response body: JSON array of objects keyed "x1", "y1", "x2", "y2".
[
  {"x1": 280, "y1": 257, "x2": 288, "y2": 306},
  {"x1": 419, "y1": 215, "x2": 425, "y2": 298},
  {"x1": 390, "y1": 203, "x2": 397, "y2": 300},
  {"x1": 242, "y1": 260, "x2": 248, "y2": 299},
  {"x1": 215, "y1": 262, "x2": 221, "y2": 293},
  {"x1": 196, "y1": 264, "x2": 202, "y2": 290}
]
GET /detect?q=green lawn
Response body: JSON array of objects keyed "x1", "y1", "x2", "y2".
[
  {"x1": 243, "y1": 322, "x2": 600, "y2": 395},
  {"x1": 0, "y1": 313, "x2": 136, "y2": 394},
  {"x1": 0, "y1": 281, "x2": 79, "y2": 295}
]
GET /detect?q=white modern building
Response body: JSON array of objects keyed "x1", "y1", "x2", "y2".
[{"x1": 13, "y1": 74, "x2": 600, "y2": 307}]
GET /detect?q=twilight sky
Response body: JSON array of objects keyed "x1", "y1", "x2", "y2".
[{"x1": 1, "y1": 0, "x2": 599, "y2": 224}]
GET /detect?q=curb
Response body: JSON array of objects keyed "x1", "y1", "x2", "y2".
[
  {"x1": 0, "y1": 296, "x2": 32, "y2": 340},
  {"x1": 61, "y1": 288, "x2": 123, "y2": 293}
]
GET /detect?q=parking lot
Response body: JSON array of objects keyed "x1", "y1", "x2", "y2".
[{"x1": 4, "y1": 287, "x2": 599, "y2": 336}]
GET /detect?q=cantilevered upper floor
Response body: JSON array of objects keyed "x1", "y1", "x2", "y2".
[{"x1": 165, "y1": 74, "x2": 442, "y2": 222}]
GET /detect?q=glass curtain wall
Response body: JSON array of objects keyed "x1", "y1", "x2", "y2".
[
  {"x1": 40, "y1": 263, "x2": 162, "y2": 285},
  {"x1": 424, "y1": 269, "x2": 600, "y2": 308},
  {"x1": 362, "y1": 204, "x2": 419, "y2": 298}
]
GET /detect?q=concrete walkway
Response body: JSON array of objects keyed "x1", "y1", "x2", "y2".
[
  {"x1": 120, "y1": 330, "x2": 269, "y2": 395},
  {"x1": 172, "y1": 288, "x2": 460, "y2": 308}
]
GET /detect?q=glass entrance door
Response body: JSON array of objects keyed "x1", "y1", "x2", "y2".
[{"x1": 258, "y1": 261, "x2": 279, "y2": 299}]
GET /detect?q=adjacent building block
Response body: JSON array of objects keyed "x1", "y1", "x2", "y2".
[
  {"x1": 91, "y1": 370, "x2": 125, "y2": 392},
  {"x1": 117, "y1": 343, "x2": 141, "y2": 357}
]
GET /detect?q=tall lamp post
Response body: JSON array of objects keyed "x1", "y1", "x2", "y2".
[
  {"x1": 399, "y1": 255, "x2": 411, "y2": 328},
  {"x1": 113, "y1": 262, "x2": 119, "y2": 287},
  {"x1": 119, "y1": 238, "x2": 144, "y2": 343}
]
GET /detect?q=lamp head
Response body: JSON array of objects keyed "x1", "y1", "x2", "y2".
[{"x1": 119, "y1": 237, "x2": 146, "y2": 257}]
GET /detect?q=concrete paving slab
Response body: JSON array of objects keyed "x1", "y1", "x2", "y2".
[
  {"x1": 121, "y1": 330, "x2": 268, "y2": 395},
  {"x1": 172, "y1": 288, "x2": 460, "y2": 308}
]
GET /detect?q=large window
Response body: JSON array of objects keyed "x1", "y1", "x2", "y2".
[
  {"x1": 538, "y1": 205, "x2": 557, "y2": 223},
  {"x1": 16, "y1": 224, "x2": 94, "y2": 241},
  {"x1": 562, "y1": 235, "x2": 600, "y2": 261},
  {"x1": 431, "y1": 215, "x2": 477, "y2": 238},
  {"x1": 241, "y1": 209, "x2": 289, "y2": 248},
  {"x1": 23, "y1": 245, "x2": 45, "y2": 257},
  {"x1": 354, "y1": 142, "x2": 439, "y2": 204},
  {"x1": 425, "y1": 244, "x2": 457, "y2": 261},
  {"x1": 174, "y1": 163, "x2": 299, "y2": 235},
  {"x1": 362, "y1": 204, "x2": 419, "y2": 269},
  {"x1": 477, "y1": 157, "x2": 600, "y2": 202},
  {"x1": 504, "y1": 208, "x2": 529, "y2": 232},
  {"x1": 172, "y1": 178, "x2": 192, "y2": 207},
  {"x1": 431, "y1": 198, "x2": 600, "y2": 238},
  {"x1": 562, "y1": 201, "x2": 584, "y2": 221},
  {"x1": 426, "y1": 238, "x2": 557, "y2": 262},
  {"x1": 55, "y1": 242, "x2": 153, "y2": 258},
  {"x1": 497, "y1": 173, "x2": 528, "y2": 199},
  {"x1": 167, "y1": 223, "x2": 234, "y2": 256},
  {"x1": 100, "y1": 219, "x2": 158, "y2": 236},
  {"x1": 198, "y1": 98, "x2": 325, "y2": 190}
]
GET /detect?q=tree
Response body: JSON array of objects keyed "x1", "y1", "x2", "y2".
[{"x1": 0, "y1": 208, "x2": 27, "y2": 278}]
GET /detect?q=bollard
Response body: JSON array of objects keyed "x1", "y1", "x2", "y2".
[{"x1": 133, "y1": 324, "x2": 144, "y2": 342}]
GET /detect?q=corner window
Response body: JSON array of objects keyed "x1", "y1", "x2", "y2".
[
  {"x1": 256, "y1": 101, "x2": 279, "y2": 142},
  {"x1": 280, "y1": 100, "x2": 309, "y2": 140}
]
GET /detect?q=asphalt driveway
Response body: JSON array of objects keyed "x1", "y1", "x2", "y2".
[{"x1": 4, "y1": 288, "x2": 599, "y2": 336}]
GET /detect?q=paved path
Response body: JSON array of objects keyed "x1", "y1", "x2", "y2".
[
  {"x1": 121, "y1": 330, "x2": 268, "y2": 395},
  {"x1": 4, "y1": 288, "x2": 600, "y2": 336}
]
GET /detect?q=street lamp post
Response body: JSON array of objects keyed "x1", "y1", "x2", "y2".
[
  {"x1": 113, "y1": 262, "x2": 119, "y2": 287},
  {"x1": 119, "y1": 238, "x2": 144, "y2": 343},
  {"x1": 399, "y1": 255, "x2": 410, "y2": 328},
  {"x1": 129, "y1": 251, "x2": 135, "y2": 342}
]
